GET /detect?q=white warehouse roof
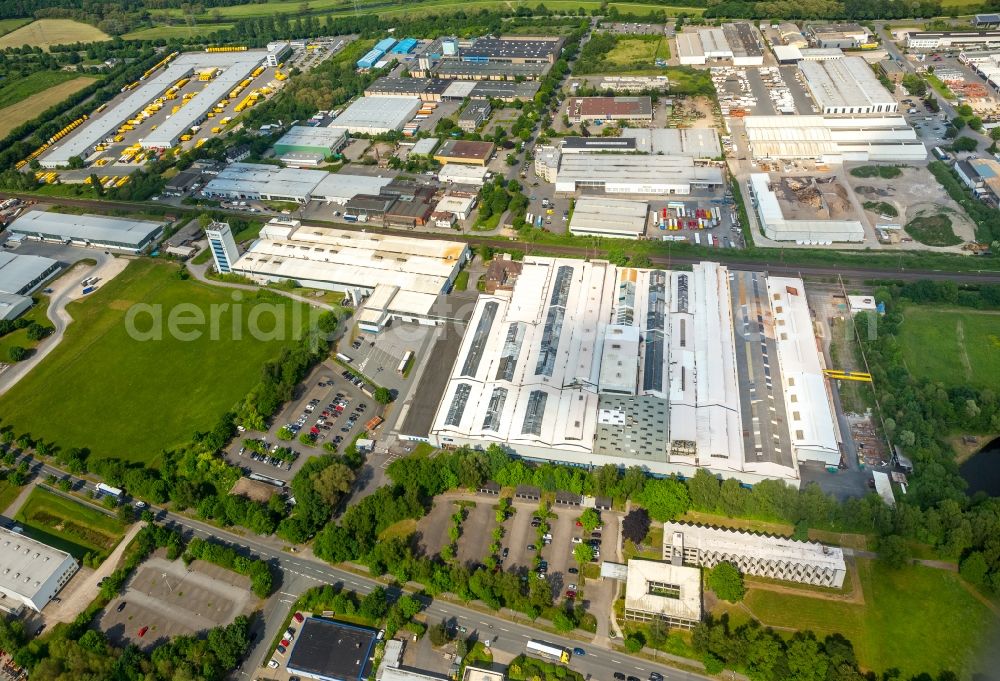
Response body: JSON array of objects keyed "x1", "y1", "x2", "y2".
[
  {"x1": 202, "y1": 163, "x2": 329, "y2": 201},
  {"x1": 8, "y1": 210, "x2": 164, "y2": 247},
  {"x1": 0, "y1": 526, "x2": 78, "y2": 612},
  {"x1": 555, "y1": 154, "x2": 723, "y2": 194},
  {"x1": 0, "y1": 252, "x2": 59, "y2": 296},
  {"x1": 743, "y1": 115, "x2": 927, "y2": 163},
  {"x1": 233, "y1": 222, "x2": 468, "y2": 296},
  {"x1": 44, "y1": 49, "x2": 268, "y2": 164},
  {"x1": 622, "y1": 128, "x2": 721, "y2": 158},
  {"x1": 799, "y1": 57, "x2": 897, "y2": 114},
  {"x1": 749, "y1": 173, "x2": 864, "y2": 243},
  {"x1": 328, "y1": 96, "x2": 421, "y2": 134},
  {"x1": 568, "y1": 198, "x2": 647, "y2": 238},
  {"x1": 429, "y1": 258, "x2": 831, "y2": 486},
  {"x1": 143, "y1": 52, "x2": 265, "y2": 148},
  {"x1": 312, "y1": 172, "x2": 394, "y2": 203}
]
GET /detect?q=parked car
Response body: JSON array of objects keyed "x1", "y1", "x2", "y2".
[
  {"x1": 117, "y1": 601, "x2": 127, "y2": 613},
  {"x1": 567, "y1": 567, "x2": 578, "y2": 574},
  {"x1": 293, "y1": 612, "x2": 304, "y2": 623},
  {"x1": 137, "y1": 626, "x2": 149, "y2": 638},
  {"x1": 572, "y1": 537, "x2": 582, "y2": 544},
  {"x1": 649, "y1": 673, "x2": 664, "y2": 681},
  {"x1": 614, "y1": 673, "x2": 626, "y2": 680},
  {"x1": 277, "y1": 644, "x2": 287, "y2": 655},
  {"x1": 565, "y1": 590, "x2": 576, "y2": 598}
]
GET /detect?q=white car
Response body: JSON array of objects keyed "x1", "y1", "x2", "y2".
[
  {"x1": 571, "y1": 537, "x2": 582, "y2": 544},
  {"x1": 268, "y1": 659, "x2": 279, "y2": 669}
]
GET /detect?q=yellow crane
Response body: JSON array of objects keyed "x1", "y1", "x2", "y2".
[{"x1": 823, "y1": 370, "x2": 872, "y2": 383}]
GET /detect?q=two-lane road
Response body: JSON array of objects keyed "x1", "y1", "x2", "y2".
[{"x1": 10, "y1": 456, "x2": 711, "y2": 681}]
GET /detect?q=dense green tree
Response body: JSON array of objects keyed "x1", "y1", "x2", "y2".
[
  {"x1": 636, "y1": 477, "x2": 690, "y2": 521},
  {"x1": 707, "y1": 562, "x2": 745, "y2": 602}
]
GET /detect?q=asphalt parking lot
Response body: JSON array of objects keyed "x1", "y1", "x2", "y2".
[
  {"x1": 455, "y1": 502, "x2": 498, "y2": 567},
  {"x1": 499, "y1": 503, "x2": 611, "y2": 601},
  {"x1": 225, "y1": 359, "x2": 379, "y2": 483},
  {"x1": 98, "y1": 553, "x2": 253, "y2": 650}
]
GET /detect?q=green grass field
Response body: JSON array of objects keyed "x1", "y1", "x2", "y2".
[
  {"x1": 0, "y1": 297, "x2": 50, "y2": 361},
  {"x1": 0, "y1": 70, "x2": 89, "y2": 110},
  {"x1": 0, "y1": 479, "x2": 24, "y2": 515},
  {"x1": 0, "y1": 75, "x2": 96, "y2": 138},
  {"x1": 0, "y1": 18, "x2": 32, "y2": 37},
  {"x1": 898, "y1": 305, "x2": 1000, "y2": 390},
  {"x1": 123, "y1": 24, "x2": 234, "y2": 40},
  {"x1": 159, "y1": 0, "x2": 703, "y2": 21},
  {"x1": 0, "y1": 260, "x2": 310, "y2": 466},
  {"x1": 605, "y1": 37, "x2": 658, "y2": 66},
  {"x1": 14, "y1": 487, "x2": 126, "y2": 560},
  {"x1": 742, "y1": 559, "x2": 993, "y2": 678}
]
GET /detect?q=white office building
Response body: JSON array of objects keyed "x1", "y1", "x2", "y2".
[
  {"x1": 429, "y1": 257, "x2": 841, "y2": 487},
  {"x1": 664, "y1": 521, "x2": 847, "y2": 588},
  {"x1": 205, "y1": 221, "x2": 240, "y2": 273},
  {"x1": 0, "y1": 527, "x2": 78, "y2": 613},
  {"x1": 623, "y1": 559, "x2": 701, "y2": 628}
]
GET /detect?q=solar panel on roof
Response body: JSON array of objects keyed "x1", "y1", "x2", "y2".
[
  {"x1": 460, "y1": 301, "x2": 498, "y2": 377},
  {"x1": 535, "y1": 266, "x2": 573, "y2": 377},
  {"x1": 445, "y1": 383, "x2": 472, "y2": 426},
  {"x1": 482, "y1": 387, "x2": 508, "y2": 431},
  {"x1": 522, "y1": 390, "x2": 548, "y2": 436}
]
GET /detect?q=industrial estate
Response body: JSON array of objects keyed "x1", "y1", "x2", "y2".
[{"x1": 0, "y1": 8, "x2": 997, "y2": 681}]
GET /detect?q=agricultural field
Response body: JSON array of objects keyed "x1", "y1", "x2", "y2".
[
  {"x1": 0, "y1": 19, "x2": 110, "y2": 50},
  {"x1": 0, "y1": 76, "x2": 96, "y2": 138},
  {"x1": 898, "y1": 305, "x2": 1000, "y2": 390},
  {"x1": 0, "y1": 18, "x2": 32, "y2": 37},
  {"x1": 123, "y1": 24, "x2": 234, "y2": 41},
  {"x1": 739, "y1": 559, "x2": 994, "y2": 679},
  {"x1": 160, "y1": 0, "x2": 702, "y2": 21},
  {"x1": 0, "y1": 260, "x2": 310, "y2": 466},
  {"x1": 14, "y1": 486, "x2": 127, "y2": 561},
  {"x1": 0, "y1": 70, "x2": 91, "y2": 110}
]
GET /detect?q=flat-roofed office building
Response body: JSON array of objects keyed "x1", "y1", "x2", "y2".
[{"x1": 663, "y1": 521, "x2": 847, "y2": 588}]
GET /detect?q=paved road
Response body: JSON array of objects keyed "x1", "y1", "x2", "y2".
[
  {"x1": 0, "y1": 251, "x2": 114, "y2": 397},
  {"x1": 876, "y1": 24, "x2": 991, "y2": 149},
  {"x1": 8, "y1": 455, "x2": 711, "y2": 681}
]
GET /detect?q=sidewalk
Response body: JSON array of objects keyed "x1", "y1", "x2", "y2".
[
  {"x1": 42, "y1": 520, "x2": 147, "y2": 625},
  {"x1": 1, "y1": 480, "x2": 36, "y2": 518}
]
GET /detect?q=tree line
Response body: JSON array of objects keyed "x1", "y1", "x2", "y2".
[
  {"x1": 0, "y1": 523, "x2": 253, "y2": 680},
  {"x1": 703, "y1": 0, "x2": 942, "y2": 19}
]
